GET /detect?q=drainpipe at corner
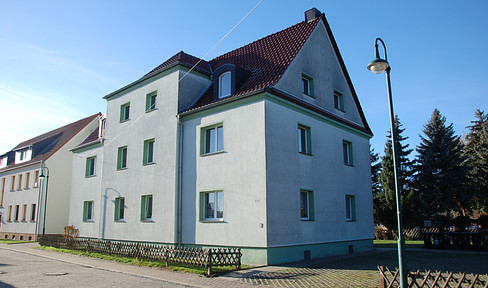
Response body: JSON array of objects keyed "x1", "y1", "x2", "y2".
[{"x1": 175, "y1": 115, "x2": 184, "y2": 246}]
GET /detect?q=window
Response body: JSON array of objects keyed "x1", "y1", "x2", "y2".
[
  {"x1": 146, "y1": 92, "x2": 157, "y2": 111},
  {"x1": 346, "y1": 195, "x2": 356, "y2": 221},
  {"x1": 343, "y1": 140, "x2": 353, "y2": 166},
  {"x1": 10, "y1": 175, "x2": 15, "y2": 191},
  {"x1": 25, "y1": 172, "x2": 30, "y2": 188},
  {"x1": 201, "y1": 191, "x2": 223, "y2": 221},
  {"x1": 17, "y1": 174, "x2": 22, "y2": 190},
  {"x1": 301, "y1": 74, "x2": 314, "y2": 97},
  {"x1": 8, "y1": 205, "x2": 12, "y2": 221},
  {"x1": 117, "y1": 146, "x2": 128, "y2": 170},
  {"x1": 334, "y1": 90, "x2": 344, "y2": 111},
  {"x1": 34, "y1": 170, "x2": 39, "y2": 187},
  {"x1": 22, "y1": 204, "x2": 27, "y2": 221},
  {"x1": 86, "y1": 156, "x2": 96, "y2": 177},
  {"x1": 114, "y1": 197, "x2": 125, "y2": 221},
  {"x1": 300, "y1": 190, "x2": 314, "y2": 221},
  {"x1": 298, "y1": 125, "x2": 312, "y2": 154},
  {"x1": 0, "y1": 157, "x2": 7, "y2": 168},
  {"x1": 218, "y1": 72, "x2": 231, "y2": 98},
  {"x1": 83, "y1": 201, "x2": 94, "y2": 221},
  {"x1": 14, "y1": 205, "x2": 19, "y2": 221},
  {"x1": 141, "y1": 195, "x2": 153, "y2": 221},
  {"x1": 202, "y1": 125, "x2": 223, "y2": 154},
  {"x1": 31, "y1": 204, "x2": 36, "y2": 221},
  {"x1": 120, "y1": 102, "x2": 130, "y2": 122},
  {"x1": 143, "y1": 139, "x2": 155, "y2": 165},
  {"x1": 1, "y1": 178, "x2": 5, "y2": 207}
]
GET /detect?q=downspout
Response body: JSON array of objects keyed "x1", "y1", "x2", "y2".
[
  {"x1": 35, "y1": 160, "x2": 44, "y2": 240},
  {"x1": 98, "y1": 145, "x2": 105, "y2": 239},
  {"x1": 175, "y1": 115, "x2": 184, "y2": 246}
]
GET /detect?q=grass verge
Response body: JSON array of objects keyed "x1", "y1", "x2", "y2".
[
  {"x1": 373, "y1": 239, "x2": 424, "y2": 248},
  {"x1": 0, "y1": 239, "x2": 36, "y2": 244},
  {"x1": 35, "y1": 245, "x2": 249, "y2": 276}
]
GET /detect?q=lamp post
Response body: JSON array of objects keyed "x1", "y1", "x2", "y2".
[
  {"x1": 39, "y1": 163, "x2": 50, "y2": 236},
  {"x1": 367, "y1": 37, "x2": 407, "y2": 288}
]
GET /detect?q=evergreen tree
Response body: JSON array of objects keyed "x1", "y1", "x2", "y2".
[
  {"x1": 374, "y1": 116, "x2": 415, "y2": 229},
  {"x1": 370, "y1": 145, "x2": 382, "y2": 196},
  {"x1": 464, "y1": 109, "x2": 488, "y2": 213},
  {"x1": 415, "y1": 109, "x2": 469, "y2": 218}
]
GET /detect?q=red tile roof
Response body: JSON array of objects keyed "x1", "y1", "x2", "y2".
[{"x1": 1, "y1": 113, "x2": 101, "y2": 171}]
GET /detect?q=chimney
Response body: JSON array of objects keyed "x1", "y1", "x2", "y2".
[{"x1": 305, "y1": 8, "x2": 322, "y2": 22}]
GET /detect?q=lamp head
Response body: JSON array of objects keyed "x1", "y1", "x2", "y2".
[
  {"x1": 367, "y1": 39, "x2": 389, "y2": 74},
  {"x1": 39, "y1": 171, "x2": 46, "y2": 180}
]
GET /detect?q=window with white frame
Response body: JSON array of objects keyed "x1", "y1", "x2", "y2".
[
  {"x1": 334, "y1": 90, "x2": 344, "y2": 111},
  {"x1": 146, "y1": 91, "x2": 157, "y2": 111},
  {"x1": 0, "y1": 157, "x2": 7, "y2": 168},
  {"x1": 218, "y1": 72, "x2": 231, "y2": 98},
  {"x1": 83, "y1": 201, "x2": 94, "y2": 221},
  {"x1": 343, "y1": 140, "x2": 353, "y2": 166},
  {"x1": 114, "y1": 197, "x2": 125, "y2": 221},
  {"x1": 22, "y1": 204, "x2": 27, "y2": 221},
  {"x1": 300, "y1": 190, "x2": 314, "y2": 221},
  {"x1": 346, "y1": 195, "x2": 356, "y2": 221},
  {"x1": 298, "y1": 125, "x2": 311, "y2": 154},
  {"x1": 201, "y1": 191, "x2": 223, "y2": 221},
  {"x1": 86, "y1": 156, "x2": 96, "y2": 177},
  {"x1": 25, "y1": 172, "x2": 30, "y2": 188},
  {"x1": 202, "y1": 124, "x2": 223, "y2": 155},
  {"x1": 141, "y1": 195, "x2": 153, "y2": 221},
  {"x1": 143, "y1": 139, "x2": 155, "y2": 165},
  {"x1": 14, "y1": 205, "x2": 20, "y2": 221}
]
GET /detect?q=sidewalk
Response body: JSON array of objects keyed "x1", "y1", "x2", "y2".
[{"x1": 0, "y1": 242, "x2": 266, "y2": 288}]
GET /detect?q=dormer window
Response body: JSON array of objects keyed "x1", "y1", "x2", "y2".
[
  {"x1": 218, "y1": 72, "x2": 232, "y2": 98},
  {"x1": 0, "y1": 156, "x2": 6, "y2": 168},
  {"x1": 15, "y1": 148, "x2": 32, "y2": 163}
]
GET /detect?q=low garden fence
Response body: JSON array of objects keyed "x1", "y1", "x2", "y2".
[
  {"x1": 38, "y1": 235, "x2": 241, "y2": 276},
  {"x1": 379, "y1": 266, "x2": 488, "y2": 288}
]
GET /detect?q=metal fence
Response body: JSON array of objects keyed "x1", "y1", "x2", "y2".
[{"x1": 38, "y1": 235, "x2": 241, "y2": 276}]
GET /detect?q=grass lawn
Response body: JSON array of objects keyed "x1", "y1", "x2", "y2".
[
  {"x1": 0, "y1": 239, "x2": 36, "y2": 244},
  {"x1": 373, "y1": 239, "x2": 424, "y2": 248}
]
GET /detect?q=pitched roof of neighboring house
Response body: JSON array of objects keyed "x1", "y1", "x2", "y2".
[
  {"x1": 71, "y1": 126, "x2": 102, "y2": 151},
  {"x1": 0, "y1": 113, "x2": 101, "y2": 171}
]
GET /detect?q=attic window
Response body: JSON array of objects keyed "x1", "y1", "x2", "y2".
[
  {"x1": 218, "y1": 72, "x2": 232, "y2": 98},
  {"x1": 16, "y1": 148, "x2": 31, "y2": 163},
  {"x1": 0, "y1": 157, "x2": 6, "y2": 168}
]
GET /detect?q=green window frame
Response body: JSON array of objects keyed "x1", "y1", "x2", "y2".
[
  {"x1": 117, "y1": 146, "x2": 128, "y2": 170},
  {"x1": 346, "y1": 195, "x2": 356, "y2": 221},
  {"x1": 343, "y1": 140, "x2": 353, "y2": 166},
  {"x1": 140, "y1": 195, "x2": 153, "y2": 221},
  {"x1": 201, "y1": 124, "x2": 223, "y2": 155},
  {"x1": 300, "y1": 190, "x2": 314, "y2": 221},
  {"x1": 146, "y1": 91, "x2": 157, "y2": 111},
  {"x1": 114, "y1": 197, "x2": 125, "y2": 221},
  {"x1": 83, "y1": 201, "x2": 94, "y2": 222},
  {"x1": 143, "y1": 139, "x2": 155, "y2": 165},
  {"x1": 85, "y1": 156, "x2": 96, "y2": 177},
  {"x1": 334, "y1": 90, "x2": 344, "y2": 111},
  {"x1": 199, "y1": 191, "x2": 223, "y2": 221},
  {"x1": 120, "y1": 102, "x2": 130, "y2": 122},
  {"x1": 298, "y1": 124, "x2": 312, "y2": 155},
  {"x1": 301, "y1": 73, "x2": 314, "y2": 97}
]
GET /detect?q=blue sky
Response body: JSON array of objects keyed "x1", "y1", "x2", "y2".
[{"x1": 1, "y1": 1, "x2": 487, "y2": 157}]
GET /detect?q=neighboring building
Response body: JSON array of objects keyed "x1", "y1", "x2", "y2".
[
  {"x1": 0, "y1": 113, "x2": 101, "y2": 240},
  {"x1": 69, "y1": 8, "x2": 373, "y2": 265}
]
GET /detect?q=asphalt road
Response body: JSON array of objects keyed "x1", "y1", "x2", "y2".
[{"x1": 0, "y1": 248, "x2": 194, "y2": 288}]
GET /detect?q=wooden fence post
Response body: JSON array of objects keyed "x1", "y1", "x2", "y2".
[{"x1": 207, "y1": 248, "x2": 213, "y2": 276}]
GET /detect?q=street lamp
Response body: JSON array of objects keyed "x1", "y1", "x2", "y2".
[
  {"x1": 39, "y1": 164, "x2": 50, "y2": 236},
  {"x1": 367, "y1": 37, "x2": 407, "y2": 288}
]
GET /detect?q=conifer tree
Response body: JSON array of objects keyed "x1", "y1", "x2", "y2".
[
  {"x1": 370, "y1": 145, "x2": 382, "y2": 196},
  {"x1": 374, "y1": 116, "x2": 415, "y2": 229},
  {"x1": 415, "y1": 109, "x2": 469, "y2": 218},
  {"x1": 464, "y1": 109, "x2": 488, "y2": 213}
]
